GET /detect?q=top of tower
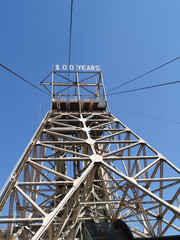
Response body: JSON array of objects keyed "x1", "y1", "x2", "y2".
[{"x1": 41, "y1": 65, "x2": 109, "y2": 112}]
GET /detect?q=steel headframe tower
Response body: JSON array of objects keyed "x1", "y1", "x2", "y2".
[{"x1": 0, "y1": 69, "x2": 180, "y2": 240}]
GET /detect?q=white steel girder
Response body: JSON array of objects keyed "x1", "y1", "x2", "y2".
[{"x1": 0, "y1": 71, "x2": 179, "y2": 239}]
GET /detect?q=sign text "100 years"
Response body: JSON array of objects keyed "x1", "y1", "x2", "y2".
[{"x1": 54, "y1": 64, "x2": 101, "y2": 71}]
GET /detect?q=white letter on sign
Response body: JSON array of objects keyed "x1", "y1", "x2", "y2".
[
  {"x1": 76, "y1": 65, "x2": 81, "y2": 71},
  {"x1": 62, "y1": 65, "x2": 67, "y2": 70},
  {"x1": 96, "y1": 65, "x2": 101, "y2": 71},
  {"x1": 91, "y1": 65, "x2": 95, "y2": 71},
  {"x1": 87, "y1": 65, "x2": 91, "y2": 71},
  {"x1": 82, "y1": 65, "x2": 86, "y2": 71},
  {"x1": 69, "y1": 65, "x2": 74, "y2": 70},
  {"x1": 55, "y1": 65, "x2": 60, "y2": 70}
]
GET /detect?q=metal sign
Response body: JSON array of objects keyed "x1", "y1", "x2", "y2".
[{"x1": 53, "y1": 64, "x2": 101, "y2": 71}]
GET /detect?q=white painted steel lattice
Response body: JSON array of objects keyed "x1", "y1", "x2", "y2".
[{"x1": 0, "y1": 71, "x2": 179, "y2": 239}]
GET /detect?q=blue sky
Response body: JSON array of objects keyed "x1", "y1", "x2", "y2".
[{"x1": 0, "y1": 0, "x2": 180, "y2": 233}]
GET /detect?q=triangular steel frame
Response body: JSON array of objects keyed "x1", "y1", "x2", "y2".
[{"x1": 0, "y1": 71, "x2": 179, "y2": 239}]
